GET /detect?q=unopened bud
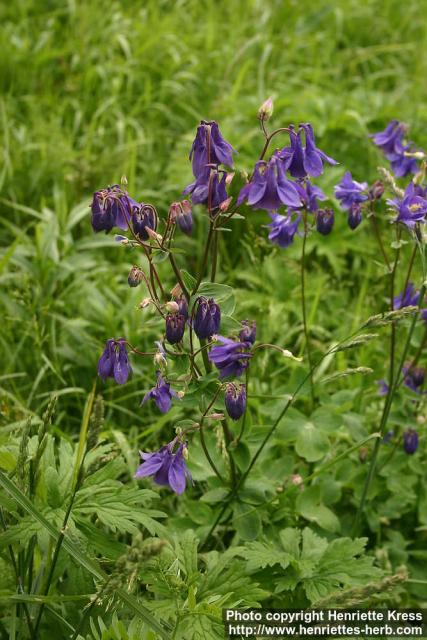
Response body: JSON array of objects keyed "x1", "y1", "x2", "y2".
[
  {"x1": 182, "y1": 446, "x2": 189, "y2": 461},
  {"x1": 128, "y1": 265, "x2": 144, "y2": 288},
  {"x1": 225, "y1": 172, "x2": 235, "y2": 186},
  {"x1": 206, "y1": 412, "x2": 225, "y2": 421},
  {"x1": 369, "y1": 180, "x2": 385, "y2": 200},
  {"x1": 120, "y1": 175, "x2": 128, "y2": 187},
  {"x1": 115, "y1": 235, "x2": 129, "y2": 245},
  {"x1": 165, "y1": 300, "x2": 180, "y2": 314},
  {"x1": 168, "y1": 202, "x2": 180, "y2": 222},
  {"x1": 291, "y1": 474, "x2": 303, "y2": 486},
  {"x1": 417, "y1": 414, "x2": 426, "y2": 425},
  {"x1": 170, "y1": 283, "x2": 182, "y2": 298},
  {"x1": 219, "y1": 197, "x2": 233, "y2": 212},
  {"x1": 138, "y1": 298, "x2": 152, "y2": 309},
  {"x1": 177, "y1": 391, "x2": 185, "y2": 399},
  {"x1": 146, "y1": 227, "x2": 163, "y2": 243},
  {"x1": 257, "y1": 96, "x2": 274, "y2": 121}
]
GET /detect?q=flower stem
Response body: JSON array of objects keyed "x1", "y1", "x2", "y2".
[{"x1": 301, "y1": 210, "x2": 316, "y2": 408}]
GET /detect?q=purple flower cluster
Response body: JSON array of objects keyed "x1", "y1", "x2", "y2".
[
  {"x1": 183, "y1": 121, "x2": 235, "y2": 210},
  {"x1": 387, "y1": 182, "x2": 427, "y2": 229},
  {"x1": 98, "y1": 338, "x2": 132, "y2": 384},
  {"x1": 135, "y1": 440, "x2": 191, "y2": 494},
  {"x1": 334, "y1": 172, "x2": 368, "y2": 230},
  {"x1": 91, "y1": 185, "x2": 158, "y2": 238},
  {"x1": 370, "y1": 120, "x2": 419, "y2": 178},
  {"x1": 142, "y1": 371, "x2": 180, "y2": 413}
]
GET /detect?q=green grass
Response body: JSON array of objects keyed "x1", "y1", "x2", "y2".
[{"x1": 1, "y1": 0, "x2": 427, "y2": 429}]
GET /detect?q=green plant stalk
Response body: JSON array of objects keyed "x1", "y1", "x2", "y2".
[
  {"x1": 353, "y1": 280, "x2": 426, "y2": 534},
  {"x1": 202, "y1": 322, "x2": 374, "y2": 546},
  {"x1": 0, "y1": 471, "x2": 172, "y2": 639},
  {"x1": 301, "y1": 209, "x2": 316, "y2": 408},
  {"x1": 192, "y1": 219, "x2": 215, "y2": 295},
  {"x1": 236, "y1": 365, "x2": 250, "y2": 444},
  {"x1": 168, "y1": 252, "x2": 190, "y2": 300}
]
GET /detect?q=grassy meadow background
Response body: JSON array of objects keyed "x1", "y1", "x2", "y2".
[
  {"x1": 1, "y1": 0, "x2": 427, "y2": 435},
  {"x1": 2, "y1": 0, "x2": 427, "y2": 636}
]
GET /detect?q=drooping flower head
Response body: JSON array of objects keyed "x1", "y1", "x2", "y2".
[
  {"x1": 193, "y1": 297, "x2": 221, "y2": 339},
  {"x1": 278, "y1": 124, "x2": 337, "y2": 178},
  {"x1": 225, "y1": 383, "x2": 247, "y2": 421},
  {"x1": 347, "y1": 204, "x2": 363, "y2": 230},
  {"x1": 267, "y1": 212, "x2": 301, "y2": 248},
  {"x1": 189, "y1": 120, "x2": 236, "y2": 178},
  {"x1": 316, "y1": 208, "x2": 335, "y2": 235},
  {"x1": 387, "y1": 182, "x2": 427, "y2": 229},
  {"x1": 402, "y1": 363, "x2": 425, "y2": 394},
  {"x1": 165, "y1": 313, "x2": 186, "y2": 344},
  {"x1": 132, "y1": 203, "x2": 157, "y2": 240},
  {"x1": 393, "y1": 282, "x2": 421, "y2": 309},
  {"x1": 293, "y1": 180, "x2": 327, "y2": 213},
  {"x1": 91, "y1": 185, "x2": 138, "y2": 233},
  {"x1": 135, "y1": 440, "x2": 191, "y2": 494},
  {"x1": 237, "y1": 155, "x2": 301, "y2": 212},
  {"x1": 376, "y1": 379, "x2": 389, "y2": 396},
  {"x1": 208, "y1": 336, "x2": 253, "y2": 378},
  {"x1": 142, "y1": 371, "x2": 180, "y2": 413},
  {"x1": 370, "y1": 120, "x2": 419, "y2": 178},
  {"x1": 183, "y1": 167, "x2": 228, "y2": 209},
  {"x1": 239, "y1": 320, "x2": 257, "y2": 345},
  {"x1": 127, "y1": 265, "x2": 144, "y2": 288},
  {"x1": 334, "y1": 172, "x2": 368, "y2": 210},
  {"x1": 370, "y1": 120, "x2": 407, "y2": 157},
  {"x1": 403, "y1": 429, "x2": 419, "y2": 455},
  {"x1": 98, "y1": 338, "x2": 132, "y2": 385}
]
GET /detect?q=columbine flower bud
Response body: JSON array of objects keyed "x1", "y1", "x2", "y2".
[
  {"x1": 316, "y1": 208, "x2": 335, "y2": 235},
  {"x1": 128, "y1": 266, "x2": 144, "y2": 288},
  {"x1": 170, "y1": 283, "x2": 182, "y2": 298},
  {"x1": 219, "y1": 196, "x2": 233, "y2": 212},
  {"x1": 239, "y1": 320, "x2": 256, "y2": 345},
  {"x1": 193, "y1": 297, "x2": 221, "y2": 339},
  {"x1": 225, "y1": 383, "x2": 246, "y2": 421},
  {"x1": 145, "y1": 226, "x2": 163, "y2": 243},
  {"x1": 132, "y1": 204, "x2": 157, "y2": 240},
  {"x1": 369, "y1": 180, "x2": 385, "y2": 200},
  {"x1": 291, "y1": 474, "x2": 303, "y2": 486},
  {"x1": 348, "y1": 204, "x2": 362, "y2": 230},
  {"x1": 168, "y1": 202, "x2": 180, "y2": 222},
  {"x1": 403, "y1": 428, "x2": 418, "y2": 454},
  {"x1": 165, "y1": 313, "x2": 186, "y2": 344},
  {"x1": 165, "y1": 300, "x2": 180, "y2": 314},
  {"x1": 175, "y1": 295, "x2": 189, "y2": 320},
  {"x1": 258, "y1": 96, "x2": 274, "y2": 122},
  {"x1": 176, "y1": 201, "x2": 193, "y2": 235},
  {"x1": 138, "y1": 298, "x2": 152, "y2": 309}
]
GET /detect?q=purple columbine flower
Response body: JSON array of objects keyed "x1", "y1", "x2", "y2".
[
  {"x1": 189, "y1": 121, "x2": 236, "y2": 178},
  {"x1": 278, "y1": 124, "x2": 337, "y2": 178},
  {"x1": 208, "y1": 336, "x2": 253, "y2": 378},
  {"x1": 403, "y1": 363, "x2": 425, "y2": 394},
  {"x1": 91, "y1": 185, "x2": 138, "y2": 233},
  {"x1": 132, "y1": 203, "x2": 157, "y2": 240},
  {"x1": 177, "y1": 201, "x2": 193, "y2": 235},
  {"x1": 387, "y1": 182, "x2": 427, "y2": 229},
  {"x1": 175, "y1": 295, "x2": 189, "y2": 321},
  {"x1": 142, "y1": 371, "x2": 180, "y2": 413},
  {"x1": 225, "y1": 383, "x2": 247, "y2": 421},
  {"x1": 183, "y1": 167, "x2": 228, "y2": 209},
  {"x1": 237, "y1": 156, "x2": 301, "y2": 212},
  {"x1": 299, "y1": 123, "x2": 338, "y2": 177},
  {"x1": 403, "y1": 429, "x2": 419, "y2": 455},
  {"x1": 98, "y1": 338, "x2": 132, "y2": 385},
  {"x1": 347, "y1": 204, "x2": 363, "y2": 230},
  {"x1": 193, "y1": 297, "x2": 221, "y2": 339},
  {"x1": 370, "y1": 121, "x2": 419, "y2": 177},
  {"x1": 376, "y1": 379, "x2": 389, "y2": 396},
  {"x1": 239, "y1": 320, "x2": 257, "y2": 345},
  {"x1": 293, "y1": 180, "x2": 327, "y2": 213},
  {"x1": 165, "y1": 313, "x2": 186, "y2": 344},
  {"x1": 316, "y1": 208, "x2": 335, "y2": 235},
  {"x1": 334, "y1": 172, "x2": 368, "y2": 210},
  {"x1": 267, "y1": 212, "x2": 301, "y2": 248},
  {"x1": 393, "y1": 282, "x2": 420, "y2": 309},
  {"x1": 370, "y1": 120, "x2": 406, "y2": 157},
  {"x1": 135, "y1": 440, "x2": 191, "y2": 494}
]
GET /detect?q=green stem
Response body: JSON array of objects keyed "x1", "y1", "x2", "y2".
[
  {"x1": 168, "y1": 253, "x2": 189, "y2": 300},
  {"x1": 192, "y1": 220, "x2": 214, "y2": 295},
  {"x1": 236, "y1": 366, "x2": 250, "y2": 444},
  {"x1": 301, "y1": 209, "x2": 315, "y2": 408}
]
